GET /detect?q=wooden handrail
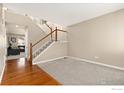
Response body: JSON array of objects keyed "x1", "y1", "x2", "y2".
[
  {"x1": 32, "y1": 29, "x2": 56, "y2": 47},
  {"x1": 45, "y1": 23, "x2": 67, "y2": 33},
  {"x1": 57, "y1": 29, "x2": 67, "y2": 32},
  {"x1": 32, "y1": 28, "x2": 67, "y2": 47},
  {"x1": 45, "y1": 23, "x2": 52, "y2": 30},
  {"x1": 44, "y1": 22, "x2": 53, "y2": 41},
  {"x1": 44, "y1": 23, "x2": 67, "y2": 41}
]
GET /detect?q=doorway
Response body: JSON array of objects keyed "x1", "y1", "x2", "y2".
[{"x1": 6, "y1": 23, "x2": 29, "y2": 60}]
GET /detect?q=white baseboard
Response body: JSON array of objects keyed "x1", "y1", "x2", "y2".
[
  {"x1": 0, "y1": 63, "x2": 5, "y2": 84},
  {"x1": 68, "y1": 56, "x2": 124, "y2": 71},
  {"x1": 33, "y1": 56, "x2": 68, "y2": 65},
  {"x1": 33, "y1": 55, "x2": 124, "y2": 71}
]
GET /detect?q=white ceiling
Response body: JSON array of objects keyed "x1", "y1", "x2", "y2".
[
  {"x1": 6, "y1": 22, "x2": 25, "y2": 35},
  {"x1": 4, "y1": 3, "x2": 124, "y2": 26}
]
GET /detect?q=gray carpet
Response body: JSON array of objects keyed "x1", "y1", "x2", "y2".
[{"x1": 37, "y1": 58, "x2": 124, "y2": 85}]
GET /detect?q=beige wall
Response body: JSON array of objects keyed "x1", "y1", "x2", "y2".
[
  {"x1": 68, "y1": 9, "x2": 124, "y2": 68},
  {"x1": 34, "y1": 42, "x2": 67, "y2": 63},
  {"x1": 0, "y1": 4, "x2": 6, "y2": 82}
]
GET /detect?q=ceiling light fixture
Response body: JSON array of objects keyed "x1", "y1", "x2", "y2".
[{"x1": 16, "y1": 25, "x2": 19, "y2": 28}]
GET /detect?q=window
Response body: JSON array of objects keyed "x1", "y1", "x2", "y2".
[{"x1": 18, "y1": 37, "x2": 25, "y2": 46}]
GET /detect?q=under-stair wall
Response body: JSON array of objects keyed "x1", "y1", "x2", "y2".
[{"x1": 33, "y1": 41, "x2": 68, "y2": 64}]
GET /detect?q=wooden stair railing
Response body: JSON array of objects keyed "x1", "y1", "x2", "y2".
[
  {"x1": 32, "y1": 29, "x2": 56, "y2": 47},
  {"x1": 44, "y1": 22, "x2": 53, "y2": 41},
  {"x1": 29, "y1": 27, "x2": 67, "y2": 65},
  {"x1": 43, "y1": 21, "x2": 67, "y2": 41}
]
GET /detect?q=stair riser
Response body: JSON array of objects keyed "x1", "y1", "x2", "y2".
[{"x1": 33, "y1": 41, "x2": 53, "y2": 59}]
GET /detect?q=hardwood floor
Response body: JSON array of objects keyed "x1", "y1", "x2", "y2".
[{"x1": 1, "y1": 58, "x2": 61, "y2": 85}]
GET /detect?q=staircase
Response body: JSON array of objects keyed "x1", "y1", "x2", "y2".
[
  {"x1": 33, "y1": 40, "x2": 54, "y2": 59},
  {"x1": 29, "y1": 27, "x2": 67, "y2": 64}
]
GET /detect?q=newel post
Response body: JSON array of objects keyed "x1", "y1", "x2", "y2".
[
  {"x1": 50, "y1": 28, "x2": 53, "y2": 41},
  {"x1": 55, "y1": 27, "x2": 58, "y2": 41},
  {"x1": 29, "y1": 43, "x2": 32, "y2": 65}
]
